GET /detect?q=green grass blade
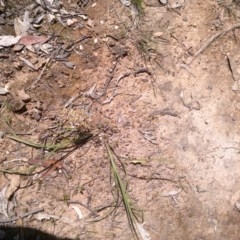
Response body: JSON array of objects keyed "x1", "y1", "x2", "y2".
[{"x1": 106, "y1": 143, "x2": 140, "y2": 240}]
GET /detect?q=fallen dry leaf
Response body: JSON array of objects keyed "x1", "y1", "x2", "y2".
[
  {"x1": 0, "y1": 86, "x2": 8, "y2": 95},
  {"x1": 70, "y1": 205, "x2": 83, "y2": 219},
  {"x1": 13, "y1": 44, "x2": 24, "y2": 52},
  {"x1": 19, "y1": 35, "x2": 48, "y2": 45},
  {"x1": 0, "y1": 36, "x2": 20, "y2": 47},
  {"x1": 14, "y1": 11, "x2": 31, "y2": 36},
  {"x1": 153, "y1": 32, "x2": 163, "y2": 37},
  {"x1": 66, "y1": 18, "x2": 78, "y2": 26},
  {"x1": 19, "y1": 57, "x2": 37, "y2": 71},
  {"x1": 28, "y1": 158, "x2": 64, "y2": 179}
]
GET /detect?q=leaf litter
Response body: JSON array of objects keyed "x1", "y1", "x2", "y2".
[{"x1": 0, "y1": 0, "x2": 94, "y2": 226}]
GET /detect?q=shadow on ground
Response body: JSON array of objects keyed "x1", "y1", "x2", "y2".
[{"x1": 0, "y1": 226, "x2": 73, "y2": 240}]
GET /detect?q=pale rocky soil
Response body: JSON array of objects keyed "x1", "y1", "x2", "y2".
[{"x1": 1, "y1": 0, "x2": 240, "y2": 239}]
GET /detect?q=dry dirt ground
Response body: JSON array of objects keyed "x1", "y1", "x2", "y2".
[{"x1": 1, "y1": 0, "x2": 240, "y2": 239}]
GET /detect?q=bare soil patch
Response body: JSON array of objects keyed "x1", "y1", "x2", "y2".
[{"x1": 1, "y1": 0, "x2": 240, "y2": 239}]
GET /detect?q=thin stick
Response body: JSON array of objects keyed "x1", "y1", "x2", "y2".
[
  {"x1": 0, "y1": 208, "x2": 44, "y2": 223},
  {"x1": 187, "y1": 23, "x2": 240, "y2": 65},
  {"x1": 26, "y1": 58, "x2": 51, "y2": 90}
]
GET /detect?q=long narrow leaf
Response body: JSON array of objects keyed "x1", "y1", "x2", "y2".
[{"x1": 106, "y1": 143, "x2": 140, "y2": 240}]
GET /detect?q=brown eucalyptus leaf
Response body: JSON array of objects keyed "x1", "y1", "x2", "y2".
[
  {"x1": 19, "y1": 57, "x2": 37, "y2": 70},
  {"x1": 19, "y1": 35, "x2": 48, "y2": 45}
]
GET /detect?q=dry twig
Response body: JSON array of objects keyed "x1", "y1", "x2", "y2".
[
  {"x1": 26, "y1": 58, "x2": 51, "y2": 90},
  {"x1": 0, "y1": 208, "x2": 44, "y2": 224},
  {"x1": 187, "y1": 23, "x2": 240, "y2": 65}
]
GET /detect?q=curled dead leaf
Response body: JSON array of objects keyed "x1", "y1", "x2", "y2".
[{"x1": 70, "y1": 205, "x2": 83, "y2": 219}]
